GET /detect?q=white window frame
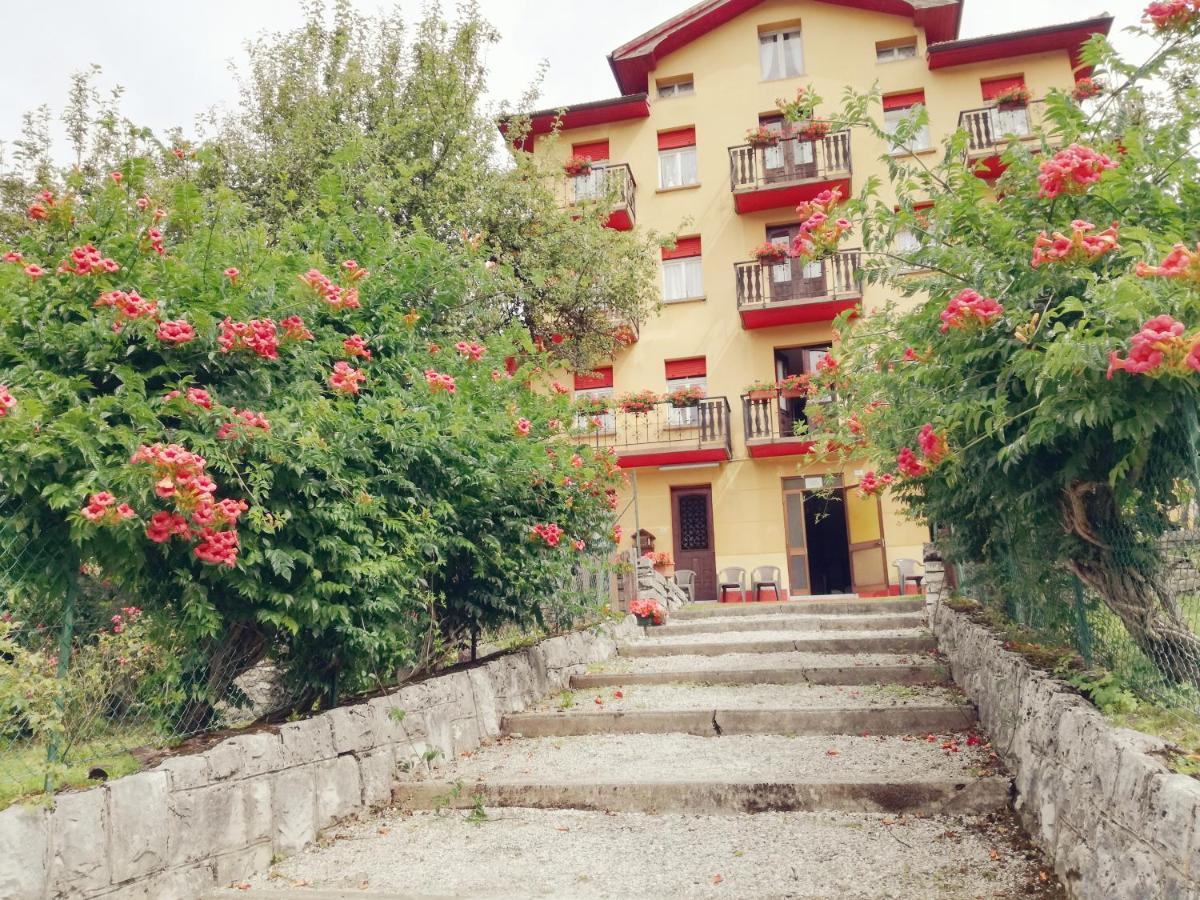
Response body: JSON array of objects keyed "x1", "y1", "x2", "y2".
[
  {"x1": 884, "y1": 104, "x2": 931, "y2": 153},
  {"x1": 658, "y1": 145, "x2": 698, "y2": 189},
  {"x1": 759, "y1": 28, "x2": 804, "y2": 81},
  {"x1": 662, "y1": 255, "x2": 704, "y2": 302},
  {"x1": 876, "y1": 40, "x2": 917, "y2": 64},
  {"x1": 665, "y1": 375, "x2": 707, "y2": 427},
  {"x1": 657, "y1": 79, "x2": 695, "y2": 99},
  {"x1": 574, "y1": 386, "x2": 615, "y2": 434},
  {"x1": 573, "y1": 160, "x2": 609, "y2": 202}
]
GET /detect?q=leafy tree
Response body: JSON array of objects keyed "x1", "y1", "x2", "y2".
[{"x1": 818, "y1": 11, "x2": 1200, "y2": 684}]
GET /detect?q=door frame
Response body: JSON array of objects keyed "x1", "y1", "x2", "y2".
[
  {"x1": 843, "y1": 484, "x2": 889, "y2": 593},
  {"x1": 670, "y1": 484, "x2": 717, "y2": 601}
]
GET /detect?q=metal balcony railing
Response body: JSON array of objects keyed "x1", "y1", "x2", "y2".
[
  {"x1": 729, "y1": 130, "x2": 851, "y2": 193},
  {"x1": 577, "y1": 396, "x2": 732, "y2": 458},
  {"x1": 569, "y1": 163, "x2": 636, "y2": 222},
  {"x1": 957, "y1": 101, "x2": 1046, "y2": 156},
  {"x1": 734, "y1": 250, "x2": 861, "y2": 309}
]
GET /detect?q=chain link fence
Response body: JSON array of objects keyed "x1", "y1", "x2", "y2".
[{"x1": 0, "y1": 492, "x2": 622, "y2": 808}]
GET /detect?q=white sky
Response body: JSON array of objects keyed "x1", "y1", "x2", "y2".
[{"x1": 0, "y1": 0, "x2": 1154, "y2": 157}]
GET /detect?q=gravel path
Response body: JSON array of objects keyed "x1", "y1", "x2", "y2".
[
  {"x1": 242, "y1": 807, "x2": 1054, "y2": 899},
  {"x1": 535, "y1": 682, "x2": 965, "y2": 712},
  {"x1": 412, "y1": 732, "x2": 992, "y2": 784},
  {"x1": 636, "y1": 627, "x2": 930, "y2": 646},
  {"x1": 597, "y1": 649, "x2": 938, "y2": 674}
]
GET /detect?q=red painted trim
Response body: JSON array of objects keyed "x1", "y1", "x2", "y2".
[
  {"x1": 574, "y1": 367, "x2": 613, "y2": 391},
  {"x1": 980, "y1": 75, "x2": 1025, "y2": 101},
  {"x1": 658, "y1": 127, "x2": 696, "y2": 150},
  {"x1": 662, "y1": 236, "x2": 701, "y2": 260},
  {"x1": 883, "y1": 90, "x2": 925, "y2": 111},
  {"x1": 927, "y1": 17, "x2": 1113, "y2": 71},
  {"x1": 747, "y1": 440, "x2": 818, "y2": 459},
  {"x1": 499, "y1": 95, "x2": 651, "y2": 149},
  {"x1": 572, "y1": 140, "x2": 610, "y2": 161},
  {"x1": 607, "y1": 0, "x2": 961, "y2": 94},
  {"x1": 972, "y1": 154, "x2": 1007, "y2": 181},
  {"x1": 616, "y1": 447, "x2": 729, "y2": 469},
  {"x1": 740, "y1": 297, "x2": 860, "y2": 329},
  {"x1": 606, "y1": 208, "x2": 634, "y2": 231},
  {"x1": 733, "y1": 177, "x2": 852, "y2": 214},
  {"x1": 665, "y1": 357, "x2": 706, "y2": 380}
]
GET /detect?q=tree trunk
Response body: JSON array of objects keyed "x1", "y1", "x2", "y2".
[{"x1": 1061, "y1": 481, "x2": 1200, "y2": 687}]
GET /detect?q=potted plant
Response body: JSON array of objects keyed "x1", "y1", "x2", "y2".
[
  {"x1": 777, "y1": 373, "x2": 812, "y2": 398},
  {"x1": 795, "y1": 119, "x2": 831, "y2": 142},
  {"x1": 751, "y1": 241, "x2": 790, "y2": 265},
  {"x1": 629, "y1": 598, "x2": 666, "y2": 627},
  {"x1": 563, "y1": 154, "x2": 594, "y2": 176},
  {"x1": 745, "y1": 125, "x2": 779, "y2": 148},
  {"x1": 1071, "y1": 77, "x2": 1103, "y2": 102},
  {"x1": 666, "y1": 384, "x2": 705, "y2": 408},
  {"x1": 575, "y1": 394, "x2": 611, "y2": 416},
  {"x1": 645, "y1": 550, "x2": 674, "y2": 577},
  {"x1": 993, "y1": 85, "x2": 1032, "y2": 108},
  {"x1": 743, "y1": 379, "x2": 778, "y2": 401},
  {"x1": 618, "y1": 389, "x2": 660, "y2": 415}
]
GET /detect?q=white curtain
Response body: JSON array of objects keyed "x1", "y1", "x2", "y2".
[
  {"x1": 573, "y1": 164, "x2": 607, "y2": 201},
  {"x1": 760, "y1": 31, "x2": 803, "y2": 80},
  {"x1": 663, "y1": 257, "x2": 703, "y2": 301},
  {"x1": 659, "y1": 147, "x2": 697, "y2": 189}
]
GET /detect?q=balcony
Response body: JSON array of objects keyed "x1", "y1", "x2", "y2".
[
  {"x1": 728, "y1": 131, "x2": 852, "y2": 214},
  {"x1": 957, "y1": 101, "x2": 1046, "y2": 179},
  {"x1": 734, "y1": 251, "x2": 862, "y2": 329},
  {"x1": 567, "y1": 163, "x2": 637, "y2": 230},
  {"x1": 742, "y1": 390, "x2": 819, "y2": 459},
  {"x1": 578, "y1": 397, "x2": 732, "y2": 468}
]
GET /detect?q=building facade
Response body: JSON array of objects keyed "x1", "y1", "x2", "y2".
[{"x1": 510, "y1": 0, "x2": 1111, "y2": 602}]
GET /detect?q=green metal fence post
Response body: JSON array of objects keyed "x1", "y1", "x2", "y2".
[{"x1": 45, "y1": 573, "x2": 79, "y2": 792}]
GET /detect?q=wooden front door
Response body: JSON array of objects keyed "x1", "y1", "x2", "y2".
[
  {"x1": 760, "y1": 114, "x2": 817, "y2": 184},
  {"x1": 781, "y1": 478, "x2": 810, "y2": 596},
  {"x1": 672, "y1": 486, "x2": 717, "y2": 602},
  {"x1": 766, "y1": 225, "x2": 826, "y2": 302},
  {"x1": 845, "y1": 488, "x2": 889, "y2": 593}
]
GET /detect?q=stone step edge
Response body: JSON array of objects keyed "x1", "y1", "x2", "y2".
[
  {"x1": 619, "y1": 636, "x2": 937, "y2": 658},
  {"x1": 672, "y1": 598, "x2": 925, "y2": 619},
  {"x1": 571, "y1": 664, "x2": 946, "y2": 688},
  {"x1": 501, "y1": 705, "x2": 977, "y2": 738},
  {"x1": 650, "y1": 614, "x2": 925, "y2": 635},
  {"x1": 392, "y1": 777, "x2": 1012, "y2": 816}
]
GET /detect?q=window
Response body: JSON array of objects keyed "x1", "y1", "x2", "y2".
[
  {"x1": 876, "y1": 38, "x2": 917, "y2": 63},
  {"x1": 657, "y1": 77, "x2": 695, "y2": 98},
  {"x1": 574, "y1": 368, "x2": 615, "y2": 434},
  {"x1": 662, "y1": 237, "x2": 703, "y2": 302},
  {"x1": 665, "y1": 358, "x2": 707, "y2": 427},
  {"x1": 759, "y1": 28, "x2": 804, "y2": 80},
  {"x1": 570, "y1": 140, "x2": 610, "y2": 202},
  {"x1": 657, "y1": 128, "x2": 698, "y2": 189},
  {"x1": 883, "y1": 91, "x2": 930, "y2": 153}
]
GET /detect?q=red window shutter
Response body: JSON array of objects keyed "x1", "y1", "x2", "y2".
[
  {"x1": 665, "y1": 357, "x2": 706, "y2": 379},
  {"x1": 572, "y1": 140, "x2": 610, "y2": 161},
  {"x1": 980, "y1": 76, "x2": 1025, "y2": 101},
  {"x1": 573, "y1": 367, "x2": 614, "y2": 391},
  {"x1": 662, "y1": 236, "x2": 701, "y2": 260},
  {"x1": 657, "y1": 127, "x2": 696, "y2": 150},
  {"x1": 883, "y1": 90, "x2": 926, "y2": 111}
]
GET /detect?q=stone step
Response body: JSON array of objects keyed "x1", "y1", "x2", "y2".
[
  {"x1": 501, "y1": 704, "x2": 976, "y2": 738},
  {"x1": 651, "y1": 612, "x2": 925, "y2": 636},
  {"x1": 392, "y1": 776, "x2": 1010, "y2": 816},
  {"x1": 619, "y1": 633, "x2": 937, "y2": 657},
  {"x1": 672, "y1": 596, "x2": 924, "y2": 619},
  {"x1": 547, "y1": 681, "x2": 957, "y2": 712},
  {"x1": 572, "y1": 662, "x2": 945, "y2": 688}
]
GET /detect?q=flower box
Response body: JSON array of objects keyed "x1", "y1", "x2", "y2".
[
  {"x1": 629, "y1": 598, "x2": 666, "y2": 627},
  {"x1": 777, "y1": 373, "x2": 812, "y2": 398},
  {"x1": 618, "y1": 390, "x2": 660, "y2": 415},
  {"x1": 666, "y1": 385, "x2": 705, "y2": 408},
  {"x1": 563, "y1": 154, "x2": 594, "y2": 177},
  {"x1": 795, "y1": 120, "x2": 831, "y2": 142},
  {"x1": 745, "y1": 126, "x2": 780, "y2": 148},
  {"x1": 751, "y1": 242, "x2": 790, "y2": 265},
  {"x1": 743, "y1": 381, "x2": 778, "y2": 401},
  {"x1": 575, "y1": 396, "x2": 611, "y2": 416},
  {"x1": 1071, "y1": 78, "x2": 1103, "y2": 102},
  {"x1": 993, "y1": 86, "x2": 1032, "y2": 108}
]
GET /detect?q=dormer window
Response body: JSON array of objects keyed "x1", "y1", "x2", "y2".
[
  {"x1": 657, "y1": 76, "x2": 695, "y2": 98},
  {"x1": 876, "y1": 38, "x2": 917, "y2": 63}
]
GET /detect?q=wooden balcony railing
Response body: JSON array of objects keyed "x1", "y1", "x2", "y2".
[
  {"x1": 957, "y1": 101, "x2": 1046, "y2": 156},
  {"x1": 729, "y1": 131, "x2": 852, "y2": 194},
  {"x1": 735, "y1": 251, "x2": 861, "y2": 309},
  {"x1": 576, "y1": 397, "x2": 732, "y2": 459}
]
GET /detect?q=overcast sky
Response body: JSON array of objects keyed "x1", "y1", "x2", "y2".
[{"x1": 0, "y1": 0, "x2": 1154, "y2": 157}]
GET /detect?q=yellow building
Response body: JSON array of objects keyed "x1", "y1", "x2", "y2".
[{"x1": 511, "y1": 1, "x2": 1111, "y2": 602}]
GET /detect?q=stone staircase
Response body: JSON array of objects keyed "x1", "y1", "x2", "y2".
[{"x1": 218, "y1": 595, "x2": 1060, "y2": 898}]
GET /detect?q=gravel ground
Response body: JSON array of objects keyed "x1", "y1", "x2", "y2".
[
  {"x1": 242, "y1": 806, "x2": 1060, "y2": 899},
  {"x1": 636, "y1": 627, "x2": 931, "y2": 647},
  {"x1": 534, "y1": 682, "x2": 965, "y2": 713},
  {"x1": 416, "y1": 732, "x2": 992, "y2": 784},
  {"x1": 597, "y1": 649, "x2": 939, "y2": 674}
]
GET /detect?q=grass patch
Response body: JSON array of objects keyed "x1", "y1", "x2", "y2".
[
  {"x1": 1111, "y1": 706, "x2": 1200, "y2": 776},
  {"x1": 0, "y1": 733, "x2": 151, "y2": 808}
]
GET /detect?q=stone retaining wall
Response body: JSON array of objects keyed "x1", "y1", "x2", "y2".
[
  {"x1": 0, "y1": 618, "x2": 639, "y2": 900},
  {"x1": 924, "y1": 555, "x2": 1200, "y2": 899}
]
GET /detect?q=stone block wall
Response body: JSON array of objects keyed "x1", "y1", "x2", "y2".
[
  {"x1": 923, "y1": 555, "x2": 1200, "y2": 899},
  {"x1": 0, "y1": 619, "x2": 639, "y2": 900}
]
